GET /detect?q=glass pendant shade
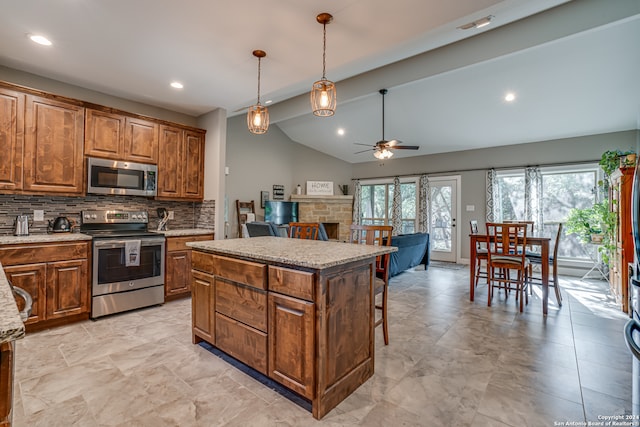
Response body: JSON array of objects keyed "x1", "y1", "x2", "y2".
[
  {"x1": 311, "y1": 79, "x2": 336, "y2": 117},
  {"x1": 311, "y1": 13, "x2": 336, "y2": 117},
  {"x1": 373, "y1": 148, "x2": 393, "y2": 160},
  {"x1": 247, "y1": 104, "x2": 269, "y2": 134},
  {"x1": 247, "y1": 49, "x2": 269, "y2": 134}
]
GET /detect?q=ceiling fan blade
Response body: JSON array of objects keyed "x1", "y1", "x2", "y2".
[
  {"x1": 386, "y1": 139, "x2": 403, "y2": 147},
  {"x1": 354, "y1": 148, "x2": 374, "y2": 154},
  {"x1": 353, "y1": 142, "x2": 374, "y2": 147},
  {"x1": 391, "y1": 145, "x2": 420, "y2": 150}
]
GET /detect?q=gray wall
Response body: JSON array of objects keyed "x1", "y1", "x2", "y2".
[
  {"x1": 352, "y1": 130, "x2": 639, "y2": 260},
  {"x1": 225, "y1": 115, "x2": 353, "y2": 238}
]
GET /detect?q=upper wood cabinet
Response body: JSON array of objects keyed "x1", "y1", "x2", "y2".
[
  {"x1": 23, "y1": 95, "x2": 85, "y2": 195},
  {"x1": 85, "y1": 108, "x2": 158, "y2": 164},
  {"x1": 0, "y1": 87, "x2": 24, "y2": 192},
  {"x1": 157, "y1": 125, "x2": 205, "y2": 201}
]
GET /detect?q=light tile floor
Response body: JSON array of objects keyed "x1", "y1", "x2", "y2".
[{"x1": 12, "y1": 263, "x2": 632, "y2": 426}]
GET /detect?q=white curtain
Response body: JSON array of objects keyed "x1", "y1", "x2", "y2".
[
  {"x1": 525, "y1": 167, "x2": 543, "y2": 234},
  {"x1": 352, "y1": 180, "x2": 361, "y2": 226},
  {"x1": 391, "y1": 176, "x2": 402, "y2": 235},
  {"x1": 418, "y1": 174, "x2": 430, "y2": 233},
  {"x1": 486, "y1": 169, "x2": 496, "y2": 222}
]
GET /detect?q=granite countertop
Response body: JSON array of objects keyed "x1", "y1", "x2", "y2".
[
  {"x1": 0, "y1": 233, "x2": 93, "y2": 245},
  {"x1": 0, "y1": 262, "x2": 25, "y2": 344},
  {"x1": 153, "y1": 229, "x2": 215, "y2": 237},
  {"x1": 187, "y1": 236, "x2": 397, "y2": 270}
]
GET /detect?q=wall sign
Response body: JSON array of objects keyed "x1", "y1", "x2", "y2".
[
  {"x1": 306, "y1": 181, "x2": 334, "y2": 196},
  {"x1": 272, "y1": 184, "x2": 285, "y2": 200}
]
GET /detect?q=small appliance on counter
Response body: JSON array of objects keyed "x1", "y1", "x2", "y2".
[
  {"x1": 48, "y1": 216, "x2": 74, "y2": 233},
  {"x1": 13, "y1": 215, "x2": 30, "y2": 236}
]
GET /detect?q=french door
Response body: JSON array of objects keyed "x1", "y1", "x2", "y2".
[{"x1": 429, "y1": 176, "x2": 460, "y2": 263}]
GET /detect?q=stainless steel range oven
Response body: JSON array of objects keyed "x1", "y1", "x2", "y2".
[{"x1": 81, "y1": 210, "x2": 165, "y2": 319}]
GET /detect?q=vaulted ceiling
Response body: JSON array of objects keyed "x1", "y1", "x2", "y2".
[{"x1": 1, "y1": 0, "x2": 638, "y2": 163}]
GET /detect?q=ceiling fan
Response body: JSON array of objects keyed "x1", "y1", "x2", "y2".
[{"x1": 354, "y1": 88, "x2": 420, "y2": 159}]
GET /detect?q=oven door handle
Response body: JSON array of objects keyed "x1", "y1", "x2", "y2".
[{"x1": 93, "y1": 238, "x2": 164, "y2": 248}]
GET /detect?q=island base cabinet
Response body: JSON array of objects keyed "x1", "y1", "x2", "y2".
[
  {"x1": 0, "y1": 342, "x2": 14, "y2": 427},
  {"x1": 215, "y1": 313, "x2": 268, "y2": 375},
  {"x1": 268, "y1": 292, "x2": 315, "y2": 399},
  {"x1": 191, "y1": 270, "x2": 215, "y2": 345}
]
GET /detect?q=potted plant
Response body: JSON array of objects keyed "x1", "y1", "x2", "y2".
[
  {"x1": 600, "y1": 149, "x2": 636, "y2": 176},
  {"x1": 566, "y1": 201, "x2": 617, "y2": 265}
]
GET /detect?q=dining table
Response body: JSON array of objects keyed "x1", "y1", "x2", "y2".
[{"x1": 469, "y1": 233, "x2": 552, "y2": 315}]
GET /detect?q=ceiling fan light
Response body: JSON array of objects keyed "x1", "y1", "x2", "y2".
[
  {"x1": 311, "y1": 79, "x2": 336, "y2": 117},
  {"x1": 247, "y1": 104, "x2": 269, "y2": 134},
  {"x1": 247, "y1": 50, "x2": 269, "y2": 134}
]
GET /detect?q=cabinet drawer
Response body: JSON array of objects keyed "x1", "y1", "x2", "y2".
[
  {"x1": 215, "y1": 278, "x2": 267, "y2": 332},
  {"x1": 215, "y1": 313, "x2": 267, "y2": 375},
  {"x1": 269, "y1": 266, "x2": 315, "y2": 302},
  {"x1": 0, "y1": 242, "x2": 88, "y2": 266},
  {"x1": 167, "y1": 234, "x2": 213, "y2": 252},
  {"x1": 212, "y1": 255, "x2": 266, "y2": 290},
  {"x1": 192, "y1": 251, "x2": 214, "y2": 274}
]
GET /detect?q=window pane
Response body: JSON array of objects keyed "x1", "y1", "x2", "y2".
[
  {"x1": 401, "y1": 183, "x2": 416, "y2": 219},
  {"x1": 374, "y1": 185, "x2": 386, "y2": 219},
  {"x1": 496, "y1": 175, "x2": 525, "y2": 220}
]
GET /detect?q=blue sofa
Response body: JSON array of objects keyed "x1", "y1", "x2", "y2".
[{"x1": 386, "y1": 233, "x2": 430, "y2": 277}]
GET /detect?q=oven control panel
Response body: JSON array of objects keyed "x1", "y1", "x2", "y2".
[{"x1": 82, "y1": 210, "x2": 149, "y2": 224}]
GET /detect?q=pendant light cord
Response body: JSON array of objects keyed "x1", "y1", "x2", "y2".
[
  {"x1": 322, "y1": 22, "x2": 327, "y2": 80},
  {"x1": 256, "y1": 57, "x2": 262, "y2": 105}
]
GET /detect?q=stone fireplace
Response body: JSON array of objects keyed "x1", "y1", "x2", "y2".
[{"x1": 290, "y1": 195, "x2": 354, "y2": 242}]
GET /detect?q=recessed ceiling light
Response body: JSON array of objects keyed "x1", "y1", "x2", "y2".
[
  {"x1": 337, "y1": 128, "x2": 345, "y2": 136},
  {"x1": 170, "y1": 81, "x2": 183, "y2": 89},
  {"x1": 505, "y1": 92, "x2": 516, "y2": 102},
  {"x1": 29, "y1": 34, "x2": 52, "y2": 46}
]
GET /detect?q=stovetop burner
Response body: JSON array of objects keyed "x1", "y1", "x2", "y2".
[
  {"x1": 82, "y1": 230, "x2": 160, "y2": 238},
  {"x1": 80, "y1": 210, "x2": 161, "y2": 239}
]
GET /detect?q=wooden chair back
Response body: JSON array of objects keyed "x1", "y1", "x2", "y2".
[
  {"x1": 349, "y1": 224, "x2": 393, "y2": 281},
  {"x1": 289, "y1": 222, "x2": 320, "y2": 240},
  {"x1": 236, "y1": 200, "x2": 255, "y2": 237},
  {"x1": 486, "y1": 222, "x2": 528, "y2": 264}
]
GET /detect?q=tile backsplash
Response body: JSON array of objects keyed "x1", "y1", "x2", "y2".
[{"x1": 0, "y1": 195, "x2": 215, "y2": 235}]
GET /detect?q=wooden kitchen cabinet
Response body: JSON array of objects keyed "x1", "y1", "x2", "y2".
[
  {"x1": 609, "y1": 166, "x2": 634, "y2": 313},
  {"x1": 0, "y1": 342, "x2": 15, "y2": 427},
  {"x1": 0, "y1": 241, "x2": 90, "y2": 331},
  {"x1": 157, "y1": 125, "x2": 205, "y2": 201},
  {"x1": 165, "y1": 234, "x2": 213, "y2": 300},
  {"x1": 0, "y1": 87, "x2": 24, "y2": 192},
  {"x1": 268, "y1": 292, "x2": 315, "y2": 399},
  {"x1": 191, "y1": 269, "x2": 215, "y2": 344},
  {"x1": 85, "y1": 108, "x2": 158, "y2": 164},
  {"x1": 23, "y1": 95, "x2": 85, "y2": 195}
]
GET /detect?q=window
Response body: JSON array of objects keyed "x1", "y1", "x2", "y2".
[
  {"x1": 359, "y1": 178, "x2": 418, "y2": 234},
  {"x1": 493, "y1": 164, "x2": 601, "y2": 260}
]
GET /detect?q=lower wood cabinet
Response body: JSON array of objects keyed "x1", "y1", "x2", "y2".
[
  {"x1": 191, "y1": 269, "x2": 215, "y2": 344},
  {"x1": 165, "y1": 234, "x2": 213, "y2": 300},
  {"x1": 0, "y1": 241, "x2": 90, "y2": 330},
  {"x1": 0, "y1": 341, "x2": 14, "y2": 427}
]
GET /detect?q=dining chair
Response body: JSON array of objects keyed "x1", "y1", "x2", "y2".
[
  {"x1": 486, "y1": 222, "x2": 530, "y2": 312},
  {"x1": 470, "y1": 220, "x2": 488, "y2": 288},
  {"x1": 288, "y1": 222, "x2": 321, "y2": 240},
  {"x1": 527, "y1": 223, "x2": 563, "y2": 306},
  {"x1": 349, "y1": 224, "x2": 393, "y2": 345}
]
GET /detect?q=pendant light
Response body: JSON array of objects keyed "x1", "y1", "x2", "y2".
[
  {"x1": 310, "y1": 13, "x2": 336, "y2": 117},
  {"x1": 247, "y1": 50, "x2": 269, "y2": 134}
]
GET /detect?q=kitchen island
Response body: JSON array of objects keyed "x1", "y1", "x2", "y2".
[
  {"x1": 0, "y1": 263, "x2": 26, "y2": 427},
  {"x1": 187, "y1": 236, "x2": 397, "y2": 420}
]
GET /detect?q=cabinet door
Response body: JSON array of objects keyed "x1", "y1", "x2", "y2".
[
  {"x1": 0, "y1": 87, "x2": 24, "y2": 192},
  {"x1": 166, "y1": 249, "x2": 192, "y2": 297},
  {"x1": 84, "y1": 108, "x2": 125, "y2": 159},
  {"x1": 0, "y1": 342, "x2": 14, "y2": 427},
  {"x1": 191, "y1": 269, "x2": 215, "y2": 344},
  {"x1": 157, "y1": 125, "x2": 183, "y2": 198},
  {"x1": 182, "y1": 130, "x2": 205, "y2": 200},
  {"x1": 46, "y1": 259, "x2": 89, "y2": 320},
  {"x1": 23, "y1": 95, "x2": 84, "y2": 195},
  {"x1": 3, "y1": 263, "x2": 47, "y2": 325},
  {"x1": 268, "y1": 292, "x2": 315, "y2": 399},
  {"x1": 124, "y1": 117, "x2": 158, "y2": 164}
]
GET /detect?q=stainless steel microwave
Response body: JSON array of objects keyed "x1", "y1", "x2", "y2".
[{"x1": 87, "y1": 157, "x2": 157, "y2": 197}]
